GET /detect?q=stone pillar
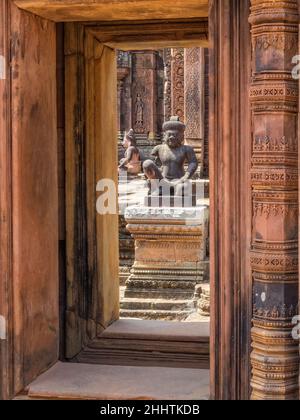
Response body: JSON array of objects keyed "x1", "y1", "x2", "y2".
[
  {"x1": 0, "y1": 0, "x2": 12, "y2": 401},
  {"x1": 132, "y1": 51, "x2": 158, "y2": 146},
  {"x1": 203, "y1": 48, "x2": 209, "y2": 179},
  {"x1": 117, "y1": 51, "x2": 131, "y2": 160},
  {"x1": 163, "y1": 49, "x2": 172, "y2": 122},
  {"x1": 171, "y1": 48, "x2": 185, "y2": 122},
  {"x1": 298, "y1": 2, "x2": 300, "y2": 402},
  {"x1": 249, "y1": 0, "x2": 299, "y2": 400},
  {"x1": 184, "y1": 48, "x2": 205, "y2": 176},
  {"x1": 117, "y1": 71, "x2": 129, "y2": 134}
]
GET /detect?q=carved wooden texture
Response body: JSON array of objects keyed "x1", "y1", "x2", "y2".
[
  {"x1": 249, "y1": 0, "x2": 299, "y2": 400},
  {"x1": 10, "y1": 3, "x2": 59, "y2": 393},
  {"x1": 14, "y1": 0, "x2": 209, "y2": 22}
]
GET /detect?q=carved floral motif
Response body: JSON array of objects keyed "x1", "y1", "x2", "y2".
[
  {"x1": 253, "y1": 303, "x2": 298, "y2": 320},
  {"x1": 249, "y1": 0, "x2": 299, "y2": 400},
  {"x1": 171, "y1": 48, "x2": 184, "y2": 122}
]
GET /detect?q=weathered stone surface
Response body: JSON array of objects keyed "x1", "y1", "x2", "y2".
[
  {"x1": 197, "y1": 284, "x2": 210, "y2": 317},
  {"x1": 28, "y1": 362, "x2": 210, "y2": 400},
  {"x1": 184, "y1": 48, "x2": 205, "y2": 176},
  {"x1": 75, "y1": 319, "x2": 210, "y2": 370},
  {"x1": 122, "y1": 206, "x2": 209, "y2": 321},
  {"x1": 249, "y1": 0, "x2": 299, "y2": 400},
  {"x1": 171, "y1": 48, "x2": 185, "y2": 122},
  {"x1": 117, "y1": 50, "x2": 164, "y2": 160}
]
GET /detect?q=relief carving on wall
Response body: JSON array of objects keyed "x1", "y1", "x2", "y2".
[
  {"x1": 249, "y1": 0, "x2": 299, "y2": 400},
  {"x1": 171, "y1": 48, "x2": 184, "y2": 122},
  {"x1": 163, "y1": 48, "x2": 172, "y2": 122},
  {"x1": 134, "y1": 93, "x2": 145, "y2": 133}
]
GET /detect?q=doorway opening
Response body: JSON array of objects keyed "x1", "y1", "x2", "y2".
[
  {"x1": 3, "y1": 1, "x2": 254, "y2": 401},
  {"x1": 117, "y1": 48, "x2": 210, "y2": 323},
  {"x1": 63, "y1": 20, "x2": 211, "y2": 379}
]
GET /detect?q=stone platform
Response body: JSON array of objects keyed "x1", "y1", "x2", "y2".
[
  {"x1": 27, "y1": 362, "x2": 209, "y2": 400},
  {"x1": 118, "y1": 177, "x2": 210, "y2": 286},
  {"x1": 121, "y1": 206, "x2": 209, "y2": 321}
]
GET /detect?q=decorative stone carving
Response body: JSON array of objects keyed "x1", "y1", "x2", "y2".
[
  {"x1": 119, "y1": 215, "x2": 135, "y2": 285},
  {"x1": 163, "y1": 48, "x2": 172, "y2": 122},
  {"x1": 143, "y1": 117, "x2": 198, "y2": 191},
  {"x1": 119, "y1": 129, "x2": 142, "y2": 176},
  {"x1": 171, "y1": 48, "x2": 185, "y2": 122},
  {"x1": 131, "y1": 51, "x2": 159, "y2": 142},
  {"x1": 117, "y1": 50, "x2": 165, "y2": 160},
  {"x1": 134, "y1": 93, "x2": 145, "y2": 133},
  {"x1": 121, "y1": 117, "x2": 208, "y2": 321},
  {"x1": 184, "y1": 48, "x2": 204, "y2": 140},
  {"x1": 249, "y1": 0, "x2": 299, "y2": 400},
  {"x1": 184, "y1": 48, "x2": 205, "y2": 176},
  {"x1": 197, "y1": 284, "x2": 210, "y2": 317},
  {"x1": 121, "y1": 206, "x2": 209, "y2": 320}
]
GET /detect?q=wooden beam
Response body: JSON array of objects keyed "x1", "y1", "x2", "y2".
[{"x1": 14, "y1": 0, "x2": 209, "y2": 22}]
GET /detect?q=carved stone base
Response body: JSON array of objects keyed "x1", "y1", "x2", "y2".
[
  {"x1": 119, "y1": 215, "x2": 135, "y2": 285},
  {"x1": 196, "y1": 284, "x2": 210, "y2": 317},
  {"x1": 121, "y1": 206, "x2": 209, "y2": 321}
]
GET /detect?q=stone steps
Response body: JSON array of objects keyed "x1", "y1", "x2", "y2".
[
  {"x1": 121, "y1": 297, "x2": 196, "y2": 311},
  {"x1": 26, "y1": 362, "x2": 210, "y2": 400},
  {"x1": 75, "y1": 320, "x2": 210, "y2": 370},
  {"x1": 124, "y1": 289, "x2": 195, "y2": 299},
  {"x1": 120, "y1": 308, "x2": 194, "y2": 321}
]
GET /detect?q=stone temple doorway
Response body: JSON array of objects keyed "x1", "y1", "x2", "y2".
[
  {"x1": 2, "y1": 1, "x2": 260, "y2": 401},
  {"x1": 64, "y1": 19, "x2": 211, "y2": 373},
  {"x1": 60, "y1": 4, "x2": 253, "y2": 399},
  {"x1": 117, "y1": 48, "x2": 210, "y2": 323}
]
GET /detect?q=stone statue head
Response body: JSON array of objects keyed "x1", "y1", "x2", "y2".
[
  {"x1": 123, "y1": 129, "x2": 137, "y2": 148},
  {"x1": 162, "y1": 116, "x2": 185, "y2": 149},
  {"x1": 143, "y1": 160, "x2": 163, "y2": 180}
]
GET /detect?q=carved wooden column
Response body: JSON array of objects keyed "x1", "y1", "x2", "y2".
[
  {"x1": 249, "y1": 0, "x2": 299, "y2": 400},
  {"x1": 184, "y1": 48, "x2": 205, "y2": 175},
  {"x1": 171, "y1": 48, "x2": 184, "y2": 122}
]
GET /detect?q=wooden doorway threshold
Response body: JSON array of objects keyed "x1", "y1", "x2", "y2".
[
  {"x1": 74, "y1": 319, "x2": 210, "y2": 370},
  {"x1": 23, "y1": 362, "x2": 209, "y2": 400}
]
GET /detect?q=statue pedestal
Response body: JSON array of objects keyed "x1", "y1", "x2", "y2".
[{"x1": 121, "y1": 206, "x2": 209, "y2": 321}]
